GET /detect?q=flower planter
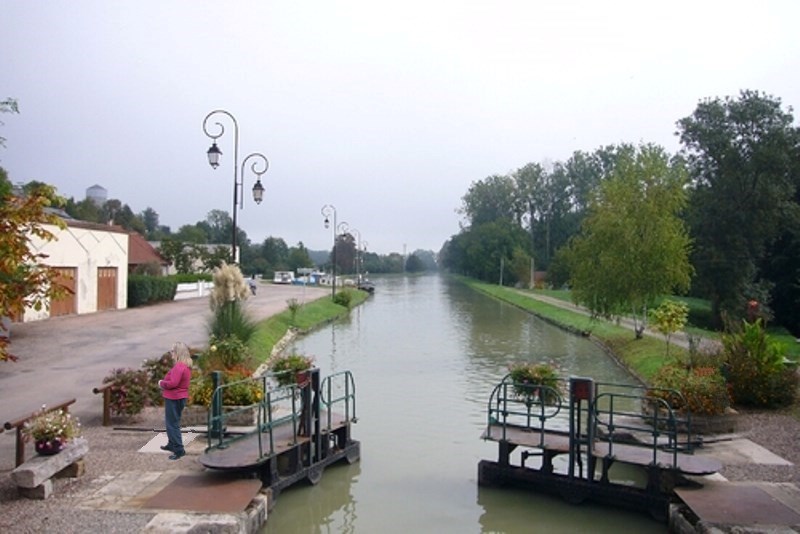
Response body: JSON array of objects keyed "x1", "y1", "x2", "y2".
[{"x1": 35, "y1": 438, "x2": 65, "y2": 456}]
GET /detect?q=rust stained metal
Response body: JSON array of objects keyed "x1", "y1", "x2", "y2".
[{"x1": 143, "y1": 474, "x2": 262, "y2": 513}]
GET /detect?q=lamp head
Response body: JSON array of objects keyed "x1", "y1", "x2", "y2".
[
  {"x1": 324, "y1": 217, "x2": 330, "y2": 229},
  {"x1": 252, "y1": 179, "x2": 265, "y2": 204},
  {"x1": 206, "y1": 142, "x2": 222, "y2": 169}
]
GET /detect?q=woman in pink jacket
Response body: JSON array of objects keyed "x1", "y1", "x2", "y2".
[{"x1": 159, "y1": 342, "x2": 193, "y2": 460}]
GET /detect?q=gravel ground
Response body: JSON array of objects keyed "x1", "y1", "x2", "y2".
[
  {"x1": 0, "y1": 409, "x2": 205, "y2": 534},
  {"x1": 717, "y1": 408, "x2": 800, "y2": 484}
]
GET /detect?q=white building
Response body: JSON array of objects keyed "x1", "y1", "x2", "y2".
[{"x1": 23, "y1": 220, "x2": 129, "y2": 321}]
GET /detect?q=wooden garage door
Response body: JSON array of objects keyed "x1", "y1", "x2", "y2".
[
  {"x1": 97, "y1": 267, "x2": 118, "y2": 311},
  {"x1": 50, "y1": 267, "x2": 77, "y2": 317}
]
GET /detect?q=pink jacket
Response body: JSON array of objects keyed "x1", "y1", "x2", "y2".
[{"x1": 160, "y1": 361, "x2": 191, "y2": 400}]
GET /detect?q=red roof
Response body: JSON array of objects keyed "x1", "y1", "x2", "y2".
[{"x1": 128, "y1": 232, "x2": 168, "y2": 266}]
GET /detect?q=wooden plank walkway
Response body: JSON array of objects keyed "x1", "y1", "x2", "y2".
[
  {"x1": 483, "y1": 423, "x2": 721, "y2": 475},
  {"x1": 200, "y1": 412, "x2": 350, "y2": 470}
]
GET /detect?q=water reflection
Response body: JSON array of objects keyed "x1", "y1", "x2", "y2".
[
  {"x1": 264, "y1": 462, "x2": 361, "y2": 534},
  {"x1": 264, "y1": 274, "x2": 665, "y2": 533}
]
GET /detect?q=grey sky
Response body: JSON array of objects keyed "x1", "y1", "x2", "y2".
[{"x1": 2, "y1": 1, "x2": 798, "y2": 255}]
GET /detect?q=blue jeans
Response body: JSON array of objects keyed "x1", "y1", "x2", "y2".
[{"x1": 164, "y1": 398, "x2": 186, "y2": 454}]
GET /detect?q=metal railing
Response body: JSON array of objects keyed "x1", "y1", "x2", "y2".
[
  {"x1": 485, "y1": 374, "x2": 566, "y2": 446},
  {"x1": 203, "y1": 368, "x2": 357, "y2": 463}
]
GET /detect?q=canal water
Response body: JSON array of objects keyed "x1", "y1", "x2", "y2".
[{"x1": 264, "y1": 274, "x2": 666, "y2": 533}]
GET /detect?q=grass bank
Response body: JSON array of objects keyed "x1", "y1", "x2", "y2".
[
  {"x1": 456, "y1": 276, "x2": 685, "y2": 383},
  {"x1": 250, "y1": 289, "x2": 371, "y2": 365}
]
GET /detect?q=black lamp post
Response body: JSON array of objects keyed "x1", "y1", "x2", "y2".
[
  {"x1": 321, "y1": 204, "x2": 337, "y2": 297},
  {"x1": 202, "y1": 109, "x2": 268, "y2": 264}
]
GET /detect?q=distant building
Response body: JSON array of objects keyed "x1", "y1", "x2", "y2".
[{"x1": 86, "y1": 184, "x2": 107, "y2": 205}]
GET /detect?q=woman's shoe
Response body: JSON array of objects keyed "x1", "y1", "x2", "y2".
[{"x1": 168, "y1": 451, "x2": 186, "y2": 460}]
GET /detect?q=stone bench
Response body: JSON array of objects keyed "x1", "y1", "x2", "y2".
[{"x1": 10, "y1": 437, "x2": 89, "y2": 499}]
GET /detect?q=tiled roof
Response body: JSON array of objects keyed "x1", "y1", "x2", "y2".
[{"x1": 129, "y1": 232, "x2": 168, "y2": 265}]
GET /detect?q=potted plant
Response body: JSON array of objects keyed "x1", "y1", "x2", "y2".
[
  {"x1": 22, "y1": 406, "x2": 82, "y2": 455},
  {"x1": 269, "y1": 353, "x2": 315, "y2": 387},
  {"x1": 507, "y1": 362, "x2": 563, "y2": 405}
]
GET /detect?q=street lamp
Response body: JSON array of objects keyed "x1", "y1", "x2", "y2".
[
  {"x1": 321, "y1": 204, "x2": 338, "y2": 297},
  {"x1": 202, "y1": 109, "x2": 268, "y2": 264}
]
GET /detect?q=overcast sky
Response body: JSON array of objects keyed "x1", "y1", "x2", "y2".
[{"x1": 2, "y1": 1, "x2": 799, "y2": 255}]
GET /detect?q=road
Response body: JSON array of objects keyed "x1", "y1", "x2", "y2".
[{"x1": 0, "y1": 283, "x2": 328, "y2": 468}]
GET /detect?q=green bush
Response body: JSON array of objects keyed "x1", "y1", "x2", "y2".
[
  {"x1": 723, "y1": 319, "x2": 798, "y2": 407},
  {"x1": 200, "y1": 335, "x2": 253, "y2": 371},
  {"x1": 102, "y1": 367, "x2": 151, "y2": 417},
  {"x1": 207, "y1": 300, "x2": 258, "y2": 344},
  {"x1": 127, "y1": 275, "x2": 178, "y2": 307},
  {"x1": 649, "y1": 365, "x2": 730, "y2": 416},
  {"x1": 189, "y1": 367, "x2": 263, "y2": 407},
  {"x1": 332, "y1": 289, "x2": 353, "y2": 308}
]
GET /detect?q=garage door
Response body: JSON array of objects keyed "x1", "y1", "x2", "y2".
[
  {"x1": 97, "y1": 267, "x2": 118, "y2": 311},
  {"x1": 50, "y1": 267, "x2": 77, "y2": 317}
]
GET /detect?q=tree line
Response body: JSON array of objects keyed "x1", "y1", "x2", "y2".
[{"x1": 440, "y1": 90, "x2": 800, "y2": 334}]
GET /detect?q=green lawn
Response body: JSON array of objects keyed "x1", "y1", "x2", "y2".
[{"x1": 250, "y1": 289, "x2": 370, "y2": 365}]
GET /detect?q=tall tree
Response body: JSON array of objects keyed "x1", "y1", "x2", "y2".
[
  {"x1": 333, "y1": 233, "x2": 356, "y2": 274},
  {"x1": 261, "y1": 236, "x2": 289, "y2": 271},
  {"x1": 567, "y1": 144, "x2": 692, "y2": 337},
  {"x1": 287, "y1": 241, "x2": 314, "y2": 272},
  {"x1": 677, "y1": 90, "x2": 800, "y2": 326},
  {"x1": 459, "y1": 174, "x2": 519, "y2": 228},
  {"x1": 141, "y1": 207, "x2": 160, "y2": 239}
]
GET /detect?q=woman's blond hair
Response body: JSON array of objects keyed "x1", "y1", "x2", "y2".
[{"x1": 171, "y1": 342, "x2": 193, "y2": 366}]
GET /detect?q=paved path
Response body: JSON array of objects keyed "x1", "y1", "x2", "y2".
[
  {"x1": 0, "y1": 283, "x2": 328, "y2": 469},
  {"x1": 514, "y1": 290, "x2": 719, "y2": 352}
]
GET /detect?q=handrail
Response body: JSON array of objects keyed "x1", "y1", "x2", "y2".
[
  {"x1": 3, "y1": 398, "x2": 76, "y2": 467},
  {"x1": 205, "y1": 373, "x2": 305, "y2": 460},
  {"x1": 594, "y1": 381, "x2": 694, "y2": 454},
  {"x1": 92, "y1": 381, "x2": 116, "y2": 427},
  {"x1": 593, "y1": 391, "x2": 681, "y2": 467},
  {"x1": 485, "y1": 374, "x2": 565, "y2": 445},
  {"x1": 320, "y1": 370, "x2": 357, "y2": 429}
]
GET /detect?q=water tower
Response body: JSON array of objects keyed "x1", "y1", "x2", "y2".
[{"x1": 86, "y1": 184, "x2": 107, "y2": 205}]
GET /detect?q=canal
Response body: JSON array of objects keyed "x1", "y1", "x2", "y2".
[{"x1": 263, "y1": 274, "x2": 666, "y2": 533}]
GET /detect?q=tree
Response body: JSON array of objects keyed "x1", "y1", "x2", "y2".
[
  {"x1": 261, "y1": 237, "x2": 289, "y2": 272},
  {"x1": 287, "y1": 242, "x2": 314, "y2": 272},
  {"x1": 405, "y1": 253, "x2": 425, "y2": 273},
  {"x1": 205, "y1": 209, "x2": 232, "y2": 245},
  {"x1": 141, "y1": 207, "x2": 160, "y2": 239},
  {"x1": 677, "y1": 90, "x2": 800, "y2": 327},
  {"x1": 333, "y1": 233, "x2": 356, "y2": 274},
  {"x1": 443, "y1": 220, "x2": 529, "y2": 284},
  {"x1": 650, "y1": 300, "x2": 689, "y2": 359},
  {"x1": 175, "y1": 224, "x2": 208, "y2": 244},
  {"x1": 459, "y1": 174, "x2": 519, "y2": 227},
  {"x1": 0, "y1": 178, "x2": 68, "y2": 361},
  {"x1": 567, "y1": 144, "x2": 692, "y2": 338},
  {"x1": 65, "y1": 197, "x2": 103, "y2": 222},
  {"x1": 0, "y1": 98, "x2": 18, "y2": 150}
]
